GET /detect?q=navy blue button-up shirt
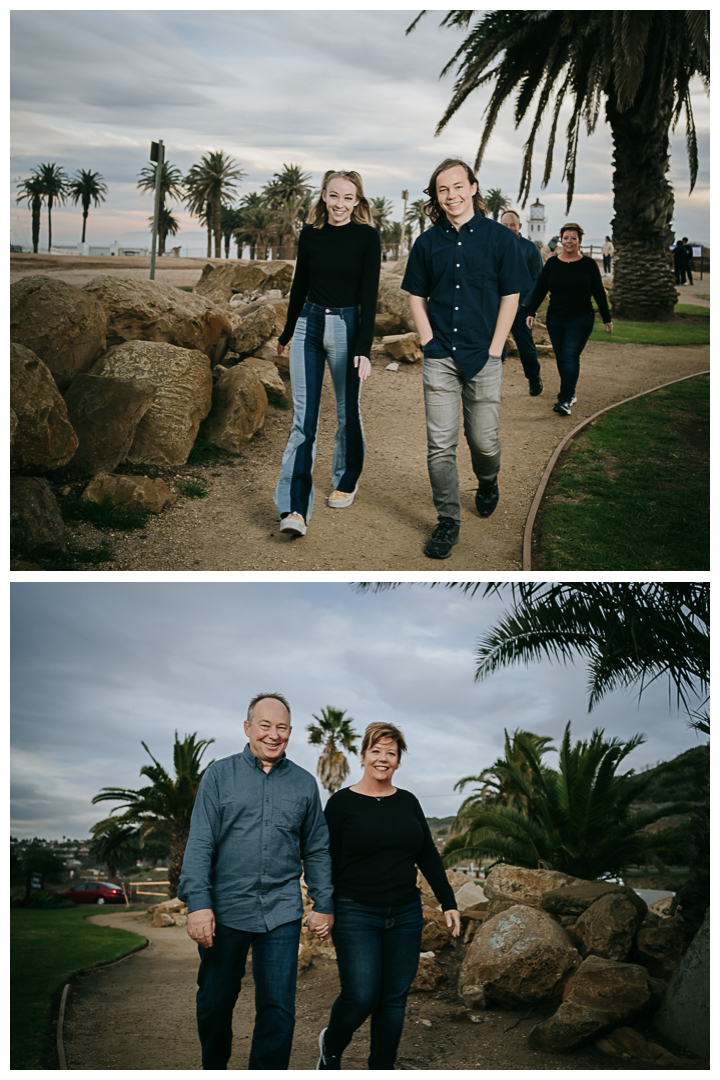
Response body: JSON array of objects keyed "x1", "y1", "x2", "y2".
[
  {"x1": 178, "y1": 744, "x2": 333, "y2": 932},
  {"x1": 402, "y1": 210, "x2": 532, "y2": 378},
  {"x1": 516, "y1": 233, "x2": 544, "y2": 307}
]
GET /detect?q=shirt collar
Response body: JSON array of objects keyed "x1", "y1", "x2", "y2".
[
  {"x1": 241, "y1": 742, "x2": 288, "y2": 772},
  {"x1": 440, "y1": 209, "x2": 484, "y2": 234}
]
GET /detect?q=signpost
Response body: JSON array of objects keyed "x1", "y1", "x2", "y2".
[{"x1": 149, "y1": 140, "x2": 165, "y2": 280}]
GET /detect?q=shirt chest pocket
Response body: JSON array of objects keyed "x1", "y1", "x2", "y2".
[
  {"x1": 278, "y1": 794, "x2": 307, "y2": 831},
  {"x1": 465, "y1": 254, "x2": 498, "y2": 288}
]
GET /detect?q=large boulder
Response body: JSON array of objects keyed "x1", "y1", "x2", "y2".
[
  {"x1": 374, "y1": 311, "x2": 405, "y2": 336},
  {"x1": 542, "y1": 881, "x2": 633, "y2": 916},
  {"x1": 483, "y1": 864, "x2": 583, "y2": 909},
  {"x1": 381, "y1": 332, "x2": 423, "y2": 363},
  {"x1": 421, "y1": 909, "x2": 453, "y2": 951},
  {"x1": 458, "y1": 904, "x2": 580, "y2": 1010},
  {"x1": 376, "y1": 274, "x2": 415, "y2": 332},
  {"x1": 10, "y1": 276, "x2": 107, "y2": 390},
  {"x1": 572, "y1": 890, "x2": 646, "y2": 961},
  {"x1": 527, "y1": 956, "x2": 654, "y2": 1052},
  {"x1": 194, "y1": 260, "x2": 294, "y2": 304},
  {"x1": 596, "y1": 1026, "x2": 708, "y2": 1068},
  {"x1": 241, "y1": 358, "x2": 286, "y2": 397},
  {"x1": 10, "y1": 477, "x2": 66, "y2": 551},
  {"x1": 411, "y1": 952, "x2": 446, "y2": 993},
  {"x1": 228, "y1": 305, "x2": 278, "y2": 359},
  {"x1": 10, "y1": 344, "x2": 79, "y2": 472},
  {"x1": 635, "y1": 915, "x2": 693, "y2": 981},
  {"x1": 204, "y1": 364, "x2": 267, "y2": 453},
  {"x1": 82, "y1": 473, "x2": 177, "y2": 514},
  {"x1": 653, "y1": 909, "x2": 709, "y2": 1059},
  {"x1": 89, "y1": 340, "x2": 212, "y2": 466},
  {"x1": 82, "y1": 276, "x2": 231, "y2": 357},
  {"x1": 63, "y1": 374, "x2": 156, "y2": 475},
  {"x1": 454, "y1": 882, "x2": 487, "y2": 912}
]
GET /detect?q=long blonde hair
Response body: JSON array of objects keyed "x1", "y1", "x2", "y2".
[{"x1": 309, "y1": 170, "x2": 374, "y2": 229}]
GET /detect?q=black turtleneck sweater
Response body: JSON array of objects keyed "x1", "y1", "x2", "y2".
[{"x1": 279, "y1": 221, "x2": 381, "y2": 358}]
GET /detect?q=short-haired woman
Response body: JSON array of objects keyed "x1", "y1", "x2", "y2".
[
  {"x1": 274, "y1": 170, "x2": 381, "y2": 536},
  {"x1": 525, "y1": 222, "x2": 612, "y2": 416},
  {"x1": 315, "y1": 722, "x2": 460, "y2": 1070}
]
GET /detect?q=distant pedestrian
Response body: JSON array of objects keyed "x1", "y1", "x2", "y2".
[
  {"x1": 500, "y1": 210, "x2": 545, "y2": 396},
  {"x1": 673, "y1": 238, "x2": 689, "y2": 285},
  {"x1": 682, "y1": 237, "x2": 694, "y2": 286},
  {"x1": 274, "y1": 170, "x2": 381, "y2": 537},
  {"x1": 525, "y1": 222, "x2": 612, "y2": 418},
  {"x1": 601, "y1": 236, "x2": 614, "y2": 274}
]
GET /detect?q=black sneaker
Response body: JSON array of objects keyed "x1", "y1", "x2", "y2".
[
  {"x1": 475, "y1": 477, "x2": 499, "y2": 518},
  {"x1": 424, "y1": 517, "x2": 460, "y2": 559},
  {"x1": 529, "y1": 376, "x2": 544, "y2": 396},
  {"x1": 317, "y1": 1028, "x2": 342, "y2": 1070},
  {"x1": 553, "y1": 401, "x2": 572, "y2": 416}
]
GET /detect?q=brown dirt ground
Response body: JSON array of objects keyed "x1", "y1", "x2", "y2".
[
  {"x1": 11, "y1": 257, "x2": 710, "y2": 572},
  {"x1": 60, "y1": 909, "x2": 701, "y2": 1071}
]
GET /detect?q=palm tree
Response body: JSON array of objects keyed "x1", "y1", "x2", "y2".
[
  {"x1": 484, "y1": 187, "x2": 511, "y2": 222},
  {"x1": 307, "y1": 707, "x2": 359, "y2": 795},
  {"x1": 137, "y1": 160, "x2": 184, "y2": 256},
  {"x1": 68, "y1": 169, "x2": 108, "y2": 244},
  {"x1": 454, "y1": 729, "x2": 556, "y2": 822},
  {"x1": 184, "y1": 151, "x2": 245, "y2": 259},
  {"x1": 221, "y1": 205, "x2": 242, "y2": 258},
  {"x1": 407, "y1": 198, "x2": 428, "y2": 239},
  {"x1": 443, "y1": 722, "x2": 694, "y2": 879},
  {"x1": 355, "y1": 583, "x2": 709, "y2": 731},
  {"x1": 263, "y1": 164, "x2": 313, "y2": 258},
  {"x1": 235, "y1": 192, "x2": 266, "y2": 259},
  {"x1": 370, "y1": 196, "x2": 393, "y2": 237},
  {"x1": 409, "y1": 10, "x2": 709, "y2": 321},
  {"x1": 15, "y1": 175, "x2": 45, "y2": 253},
  {"x1": 239, "y1": 202, "x2": 278, "y2": 261},
  {"x1": 34, "y1": 163, "x2": 69, "y2": 252},
  {"x1": 90, "y1": 732, "x2": 215, "y2": 898},
  {"x1": 151, "y1": 206, "x2": 181, "y2": 258},
  {"x1": 89, "y1": 823, "x2": 140, "y2": 880}
]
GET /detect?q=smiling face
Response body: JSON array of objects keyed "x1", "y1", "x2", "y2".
[
  {"x1": 560, "y1": 229, "x2": 581, "y2": 257},
  {"x1": 244, "y1": 696, "x2": 291, "y2": 769},
  {"x1": 322, "y1": 175, "x2": 360, "y2": 226},
  {"x1": 361, "y1": 735, "x2": 400, "y2": 785},
  {"x1": 436, "y1": 164, "x2": 478, "y2": 227},
  {"x1": 501, "y1": 211, "x2": 521, "y2": 235}
]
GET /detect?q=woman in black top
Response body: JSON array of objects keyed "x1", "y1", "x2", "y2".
[
  {"x1": 273, "y1": 170, "x2": 381, "y2": 536},
  {"x1": 525, "y1": 222, "x2": 612, "y2": 416},
  {"x1": 315, "y1": 723, "x2": 460, "y2": 1070}
]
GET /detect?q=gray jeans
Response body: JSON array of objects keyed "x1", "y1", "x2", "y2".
[{"x1": 422, "y1": 354, "x2": 503, "y2": 523}]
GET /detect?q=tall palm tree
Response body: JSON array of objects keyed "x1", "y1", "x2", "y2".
[
  {"x1": 406, "y1": 198, "x2": 428, "y2": 238},
  {"x1": 443, "y1": 722, "x2": 694, "y2": 879},
  {"x1": 137, "y1": 160, "x2": 184, "y2": 256},
  {"x1": 370, "y1": 196, "x2": 393, "y2": 237},
  {"x1": 307, "y1": 707, "x2": 359, "y2": 795},
  {"x1": 238, "y1": 202, "x2": 278, "y2": 261},
  {"x1": 90, "y1": 732, "x2": 215, "y2": 898},
  {"x1": 484, "y1": 187, "x2": 511, "y2": 221},
  {"x1": 184, "y1": 151, "x2": 245, "y2": 259},
  {"x1": 221, "y1": 205, "x2": 243, "y2": 258},
  {"x1": 454, "y1": 729, "x2": 556, "y2": 822},
  {"x1": 235, "y1": 192, "x2": 266, "y2": 259},
  {"x1": 409, "y1": 10, "x2": 709, "y2": 321},
  {"x1": 68, "y1": 169, "x2": 108, "y2": 244},
  {"x1": 34, "y1": 162, "x2": 69, "y2": 252},
  {"x1": 151, "y1": 206, "x2": 181, "y2": 258},
  {"x1": 263, "y1": 164, "x2": 313, "y2": 258},
  {"x1": 15, "y1": 175, "x2": 45, "y2": 253}
]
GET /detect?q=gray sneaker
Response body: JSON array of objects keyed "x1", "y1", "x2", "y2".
[{"x1": 317, "y1": 1028, "x2": 342, "y2": 1070}]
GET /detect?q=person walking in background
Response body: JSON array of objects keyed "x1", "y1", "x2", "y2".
[
  {"x1": 274, "y1": 170, "x2": 381, "y2": 537},
  {"x1": 178, "y1": 693, "x2": 333, "y2": 1070},
  {"x1": 681, "y1": 237, "x2": 694, "y2": 285},
  {"x1": 674, "y1": 237, "x2": 690, "y2": 285},
  {"x1": 601, "y1": 235, "x2": 614, "y2": 274},
  {"x1": 316, "y1": 722, "x2": 460, "y2": 1070},
  {"x1": 525, "y1": 222, "x2": 612, "y2": 417},
  {"x1": 402, "y1": 158, "x2": 531, "y2": 560},
  {"x1": 500, "y1": 209, "x2": 545, "y2": 396}
]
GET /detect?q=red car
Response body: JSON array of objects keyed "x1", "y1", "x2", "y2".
[{"x1": 61, "y1": 881, "x2": 125, "y2": 905}]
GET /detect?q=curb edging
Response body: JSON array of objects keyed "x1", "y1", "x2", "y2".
[{"x1": 522, "y1": 370, "x2": 710, "y2": 571}]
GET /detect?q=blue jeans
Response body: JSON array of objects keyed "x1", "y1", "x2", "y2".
[
  {"x1": 422, "y1": 353, "x2": 503, "y2": 524},
  {"x1": 274, "y1": 301, "x2": 365, "y2": 521},
  {"x1": 324, "y1": 896, "x2": 424, "y2": 1070},
  {"x1": 545, "y1": 311, "x2": 595, "y2": 404},
  {"x1": 195, "y1": 917, "x2": 301, "y2": 1070},
  {"x1": 509, "y1": 305, "x2": 541, "y2": 381}
]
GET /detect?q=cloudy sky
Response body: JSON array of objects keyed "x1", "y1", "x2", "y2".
[
  {"x1": 11, "y1": 8, "x2": 709, "y2": 252},
  {"x1": 11, "y1": 582, "x2": 706, "y2": 841}
]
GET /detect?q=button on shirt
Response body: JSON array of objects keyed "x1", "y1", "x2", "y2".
[
  {"x1": 177, "y1": 744, "x2": 333, "y2": 932},
  {"x1": 401, "y1": 210, "x2": 532, "y2": 378}
]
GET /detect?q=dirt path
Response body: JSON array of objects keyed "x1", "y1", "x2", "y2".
[
  {"x1": 61, "y1": 910, "x2": 650, "y2": 1070},
  {"x1": 14, "y1": 257, "x2": 709, "y2": 572}
]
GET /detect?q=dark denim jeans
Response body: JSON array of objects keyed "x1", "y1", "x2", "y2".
[
  {"x1": 195, "y1": 918, "x2": 301, "y2": 1070},
  {"x1": 509, "y1": 305, "x2": 541, "y2": 381},
  {"x1": 324, "y1": 896, "x2": 423, "y2": 1070},
  {"x1": 545, "y1": 311, "x2": 596, "y2": 404}
]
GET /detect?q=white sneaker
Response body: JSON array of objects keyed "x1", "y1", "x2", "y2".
[
  {"x1": 328, "y1": 488, "x2": 357, "y2": 508},
  {"x1": 280, "y1": 512, "x2": 307, "y2": 536}
]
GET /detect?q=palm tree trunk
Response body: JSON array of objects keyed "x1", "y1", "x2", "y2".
[
  {"x1": 606, "y1": 82, "x2": 678, "y2": 322},
  {"x1": 81, "y1": 207, "x2": 88, "y2": 244},
  {"x1": 47, "y1": 195, "x2": 53, "y2": 252},
  {"x1": 213, "y1": 198, "x2": 222, "y2": 259},
  {"x1": 206, "y1": 201, "x2": 212, "y2": 258},
  {"x1": 32, "y1": 196, "x2": 41, "y2": 253}
]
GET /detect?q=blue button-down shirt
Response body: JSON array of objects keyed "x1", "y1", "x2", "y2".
[
  {"x1": 178, "y1": 744, "x2": 333, "y2": 932},
  {"x1": 516, "y1": 233, "x2": 544, "y2": 307},
  {"x1": 402, "y1": 210, "x2": 532, "y2": 378}
]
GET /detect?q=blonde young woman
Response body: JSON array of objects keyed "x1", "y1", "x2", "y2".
[{"x1": 274, "y1": 170, "x2": 381, "y2": 536}]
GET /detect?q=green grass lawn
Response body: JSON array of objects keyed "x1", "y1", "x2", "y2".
[
  {"x1": 534, "y1": 375, "x2": 709, "y2": 571},
  {"x1": 11, "y1": 907, "x2": 147, "y2": 1069},
  {"x1": 589, "y1": 319, "x2": 709, "y2": 345}
]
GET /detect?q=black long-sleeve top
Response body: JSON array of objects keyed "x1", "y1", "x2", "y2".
[
  {"x1": 324, "y1": 786, "x2": 456, "y2": 911},
  {"x1": 279, "y1": 221, "x2": 381, "y2": 358},
  {"x1": 526, "y1": 254, "x2": 612, "y2": 323}
]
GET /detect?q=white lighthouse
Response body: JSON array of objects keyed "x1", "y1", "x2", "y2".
[{"x1": 527, "y1": 199, "x2": 547, "y2": 244}]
